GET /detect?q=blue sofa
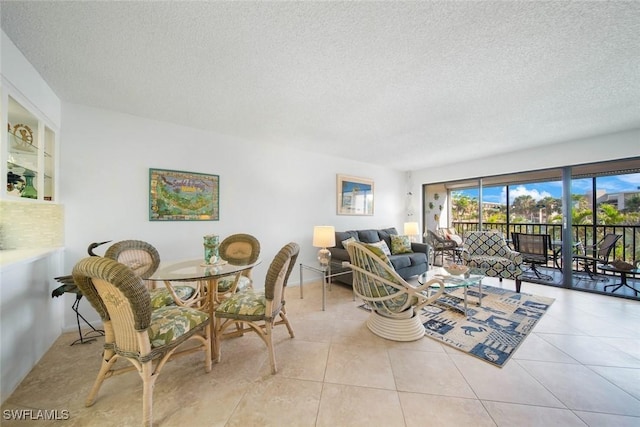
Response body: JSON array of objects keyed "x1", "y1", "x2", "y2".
[{"x1": 328, "y1": 227, "x2": 430, "y2": 286}]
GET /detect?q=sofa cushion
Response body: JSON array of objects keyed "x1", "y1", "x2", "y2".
[
  {"x1": 390, "y1": 235, "x2": 413, "y2": 254},
  {"x1": 358, "y1": 229, "x2": 381, "y2": 243},
  {"x1": 335, "y1": 230, "x2": 359, "y2": 249},
  {"x1": 389, "y1": 254, "x2": 411, "y2": 270},
  {"x1": 406, "y1": 252, "x2": 428, "y2": 266},
  {"x1": 329, "y1": 247, "x2": 350, "y2": 261}
]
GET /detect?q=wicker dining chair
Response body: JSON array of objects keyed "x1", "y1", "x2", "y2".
[
  {"x1": 214, "y1": 242, "x2": 299, "y2": 374},
  {"x1": 346, "y1": 241, "x2": 445, "y2": 341},
  {"x1": 104, "y1": 240, "x2": 196, "y2": 308},
  {"x1": 216, "y1": 233, "x2": 261, "y2": 299},
  {"x1": 72, "y1": 256, "x2": 211, "y2": 427}
]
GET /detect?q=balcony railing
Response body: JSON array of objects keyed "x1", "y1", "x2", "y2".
[{"x1": 452, "y1": 221, "x2": 640, "y2": 263}]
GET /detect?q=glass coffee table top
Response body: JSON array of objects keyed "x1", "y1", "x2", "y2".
[{"x1": 418, "y1": 267, "x2": 485, "y2": 318}]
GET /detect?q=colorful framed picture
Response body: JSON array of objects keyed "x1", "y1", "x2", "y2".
[
  {"x1": 149, "y1": 168, "x2": 219, "y2": 221},
  {"x1": 337, "y1": 174, "x2": 374, "y2": 216}
]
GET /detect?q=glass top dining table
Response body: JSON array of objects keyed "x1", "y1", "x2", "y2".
[
  {"x1": 149, "y1": 258, "x2": 261, "y2": 283},
  {"x1": 148, "y1": 258, "x2": 261, "y2": 357}
]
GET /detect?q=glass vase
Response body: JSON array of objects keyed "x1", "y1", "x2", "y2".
[{"x1": 20, "y1": 170, "x2": 37, "y2": 199}]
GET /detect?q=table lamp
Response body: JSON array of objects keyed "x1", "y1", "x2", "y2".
[
  {"x1": 404, "y1": 221, "x2": 419, "y2": 242},
  {"x1": 313, "y1": 226, "x2": 336, "y2": 267}
]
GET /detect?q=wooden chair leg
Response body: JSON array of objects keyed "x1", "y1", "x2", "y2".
[
  {"x1": 265, "y1": 322, "x2": 277, "y2": 374},
  {"x1": 140, "y1": 361, "x2": 156, "y2": 427},
  {"x1": 279, "y1": 311, "x2": 295, "y2": 338},
  {"x1": 85, "y1": 355, "x2": 117, "y2": 407}
]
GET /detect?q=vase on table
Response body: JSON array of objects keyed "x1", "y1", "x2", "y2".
[{"x1": 203, "y1": 234, "x2": 220, "y2": 265}]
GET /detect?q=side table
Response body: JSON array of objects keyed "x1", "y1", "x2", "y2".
[
  {"x1": 599, "y1": 264, "x2": 639, "y2": 296},
  {"x1": 299, "y1": 261, "x2": 352, "y2": 310}
]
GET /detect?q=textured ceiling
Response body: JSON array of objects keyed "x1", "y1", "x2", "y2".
[{"x1": 1, "y1": 1, "x2": 639, "y2": 171}]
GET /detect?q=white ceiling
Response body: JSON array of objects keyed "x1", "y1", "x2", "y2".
[{"x1": 2, "y1": 1, "x2": 639, "y2": 171}]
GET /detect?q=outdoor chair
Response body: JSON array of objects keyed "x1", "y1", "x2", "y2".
[
  {"x1": 573, "y1": 233, "x2": 622, "y2": 280},
  {"x1": 72, "y1": 256, "x2": 211, "y2": 427},
  {"x1": 462, "y1": 231, "x2": 524, "y2": 292},
  {"x1": 216, "y1": 233, "x2": 261, "y2": 299},
  {"x1": 214, "y1": 242, "x2": 299, "y2": 374},
  {"x1": 346, "y1": 241, "x2": 445, "y2": 342},
  {"x1": 104, "y1": 240, "x2": 196, "y2": 308},
  {"x1": 424, "y1": 229, "x2": 458, "y2": 266},
  {"x1": 512, "y1": 232, "x2": 552, "y2": 281}
]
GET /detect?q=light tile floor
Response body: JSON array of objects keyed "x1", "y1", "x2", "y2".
[{"x1": 2, "y1": 277, "x2": 640, "y2": 426}]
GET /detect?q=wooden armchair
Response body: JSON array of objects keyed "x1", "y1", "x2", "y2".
[
  {"x1": 346, "y1": 242, "x2": 445, "y2": 341},
  {"x1": 462, "y1": 231, "x2": 523, "y2": 292},
  {"x1": 72, "y1": 257, "x2": 211, "y2": 426}
]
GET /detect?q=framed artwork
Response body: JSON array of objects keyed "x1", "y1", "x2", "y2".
[
  {"x1": 337, "y1": 174, "x2": 374, "y2": 215},
  {"x1": 149, "y1": 168, "x2": 219, "y2": 221}
]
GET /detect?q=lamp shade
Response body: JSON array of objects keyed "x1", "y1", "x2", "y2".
[
  {"x1": 313, "y1": 226, "x2": 336, "y2": 248},
  {"x1": 403, "y1": 222, "x2": 419, "y2": 236}
]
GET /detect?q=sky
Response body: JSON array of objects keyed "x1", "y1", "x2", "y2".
[{"x1": 455, "y1": 173, "x2": 640, "y2": 205}]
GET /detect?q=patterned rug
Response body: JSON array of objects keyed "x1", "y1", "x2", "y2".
[{"x1": 420, "y1": 285, "x2": 554, "y2": 367}]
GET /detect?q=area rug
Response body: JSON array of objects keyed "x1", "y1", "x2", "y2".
[{"x1": 420, "y1": 285, "x2": 554, "y2": 367}]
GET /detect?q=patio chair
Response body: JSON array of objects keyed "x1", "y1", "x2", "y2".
[
  {"x1": 462, "y1": 231, "x2": 524, "y2": 292},
  {"x1": 572, "y1": 233, "x2": 621, "y2": 280},
  {"x1": 346, "y1": 241, "x2": 445, "y2": 342},
  {"x1": 214, "y1": 242, "x2": 299, "y2": 374},
  {"x1": 72, "y1": 256, "x2": 211, "y2": 427},
  {"x1": 511, "y1": 232, "x2": 552, "y2": 281}
]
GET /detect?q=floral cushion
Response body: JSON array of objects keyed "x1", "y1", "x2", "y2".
[
  {"x1": 217, "y1": 275, "x2": 251, "y2": 293},
  {"x1": 149, "y1": 286, "x2": 196, "y2": 309},
  {"x1": 148, "y1": 306, "x2": 209, "y2": 348},
  {"x1": 390, "y1": 235, "x2": 413, "y2": 255},
  {"x1": 215, "y1": 289, "x2": 265, "y2": 318}
]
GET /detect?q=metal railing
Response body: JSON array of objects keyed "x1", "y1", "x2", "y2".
[{"x1": 452, "y1": 221, "x2": 640, "y2": 262}]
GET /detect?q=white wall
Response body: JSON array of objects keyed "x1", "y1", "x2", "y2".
[
  {"x1": 60, "y1": 103, "x2": 407, "y2": 327},
  {"x1": 409, "y1": 129, "x2": 640, "y2": 231}
]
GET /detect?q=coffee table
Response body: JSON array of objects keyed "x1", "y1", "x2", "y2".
[{"x1": 418, "y1": 267, "x2": 484, "y2": 318}]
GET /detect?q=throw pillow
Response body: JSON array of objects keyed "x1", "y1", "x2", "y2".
[
  {"x1": 390, "y1": 235, "x2": 413, "y2": 254},
  {"x1": 363, "y1": 241, "x2": 392, "y2": 265},
  {"x1": 368, "y1": 240, "x2": 391, "y2": 257},
  {"x1": 342, "y1": 237, "x2": 357, "y2": 247},
  {"x1": 449, "y1": 234, "x2": 463, "y2": 245}
]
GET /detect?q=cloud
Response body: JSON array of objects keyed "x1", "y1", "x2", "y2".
[{"x1": 508, "y1": 185, "x2": 552, "y2": 202}]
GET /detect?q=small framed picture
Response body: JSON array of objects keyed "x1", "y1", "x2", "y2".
[
  {"x1": 337, "y1": 174, "x2": 374, "y2": 216},
  {"x1": 149, "y1": 168, "x2": 219, "y2": 221}
]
